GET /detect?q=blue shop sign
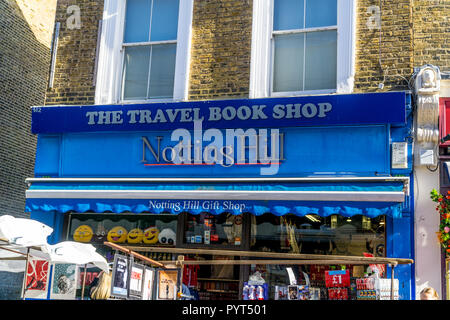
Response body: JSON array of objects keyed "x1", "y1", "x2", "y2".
[{"x1": 31, "y1": 92, "x2": 407, "y2": 134}]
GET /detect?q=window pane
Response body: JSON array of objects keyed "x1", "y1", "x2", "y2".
[
  {"x1": 184, "y1": 212, "x2": 243, "y2": 247},
  {"x1": 273, "y1": 0, "x2": 304, "y2": 30},
  {"x1": 273, "y1": 33, "x2": 304, "y2": 92},
  {"x1": 305, "y1": 0, "x2": 337, "y2": 28},
  {"x1": 250, "y1": 213, "x2": 386, "y2": 256},
  {"x1": 148, "y1": 44, "x2": 176, "y2": 99},
  {"x1": 124, "y1": 0, "x2": 151, "y2": 43},
  {"x1": 123, "y1": 46, "x2": 150, "y2": 100},
  {"x1": 150, "y1": 0, "x2": 179, "y2": 41},
  {"x1": 304, "y1": 30, "x2": 336, "y2": 90}
]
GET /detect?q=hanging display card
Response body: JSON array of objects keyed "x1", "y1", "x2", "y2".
[
  {"x1": 50, "y1": 263, "x2": 78, "y2": 300},
  {"x1": 111, "y1": 254, "x2": 129, "y2": 299},
  {"x1": 142, "y1": 267, "x2": 155, "y2": 300},
  {"x1": 157, "y1": 269, "x2": 179, "y2": 300},
  {"x1": 23, "y1": 258, "x2": 50, "y2": 299},
  {"x1": 325, "y1": 270, "x2": 350, "y2": 288},
  {"x1": 129, "y1": 262, "x2": 144, "y2": 299}
]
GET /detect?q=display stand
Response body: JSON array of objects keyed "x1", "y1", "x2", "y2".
[{"x1": 111, "y1": 242, "x2": 413, "y2": 300}]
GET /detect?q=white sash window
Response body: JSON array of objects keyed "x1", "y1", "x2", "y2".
[{"x1": 250, "y1": 0, "x2": 356, "y2": 98}]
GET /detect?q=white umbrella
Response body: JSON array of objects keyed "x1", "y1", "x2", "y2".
[
  {"x1": 0, "y1": 215, "x2": 53, "y2": 247},
  {"x1": 0, "y1": 215, "x2": 109, "y2": 299},
  {"x1": 0, "y1": 215, "x2": 53, "y2": 274},
  {"x1": 43, "y1": 241, "x2": 109, "y2": 274}
]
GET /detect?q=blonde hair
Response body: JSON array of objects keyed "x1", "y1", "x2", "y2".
[
  {"x1": 420, "y1": 287, "x2": 439, "y2": 300},
  {"x1": 90, "y1": 271, "x2": 112, "y2": 300}
]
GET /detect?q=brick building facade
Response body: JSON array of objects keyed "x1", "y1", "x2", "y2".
[
  {"x1": 0, "y1": 1, "x2": 56, "y2": 219},
  {"x1": 0, "y1": 0, "x2": 57, "y2": 299},
  {"x1": 26, "y1": 0, "x2": 449, "y2": 300},
  {"x1": 44, "y1": 0, "x2": 448, "y2": 107}
]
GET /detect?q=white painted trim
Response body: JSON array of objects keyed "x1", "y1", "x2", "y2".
[
  {"x1": 270, "y1": 89, "x2": 337, "y2": 97},
  {"x1": 25, "y1": 176, "x2": 410, "y2": 183},
  {"x1": 26, "y1": 189, "x2": 406, "y2": 202},
  {"x1": 95, "y1": 0, "x2": 126, "y2": 105},
  {"x1": 272, "y1": 25, "x2": 338, "y2": 35},
  {"x1": 249, "y1": 0, "x2": 272, "y2": 99},
  {"x1": 250, "y1": 0, "x2": 356, "y2": 99},
  {"x1": 336, "y1": 0, "x2": 356, "y2": 94},
  {"x1": 95, "y1": 0, "x2": 193, "y2": 105},
  {"x1": 173, "y1": 0, "x2": 194, "y2": 101}
]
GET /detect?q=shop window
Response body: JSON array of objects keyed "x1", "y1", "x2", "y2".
[
  {"x1": 250, "y1": 213, "x2": 386, "y2": 257},
  {"x1": 183, "y1": 212, "x2": 243, "y2": 247},
  {"x1": 249, "y1": 213, "x2": 386, "y2": 300},
  {"x1": 122, "y1": 0, "x2": 179, "y2": 100},
  {"x1": 67, "y1": 213, "x2": 178, "y2": 261},
  {"x1": 250, "y1": 0, "x2": 356, "y2": 98}
]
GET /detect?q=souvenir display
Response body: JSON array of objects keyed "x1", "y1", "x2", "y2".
[
  {"x1": 158, "y1": 228, "x2": 176, "y2": 245},
  {"x1": 94, "y1": 223, "x2": 107, "y2": 243},
  {"x1": 375, "y1": 278, "x2": 399, "y2": 300},
  {"x1": 127, "y1": 228, "x2": 144, "y2": 244},
  {"x1": 242, "y1": 282, "x2": 268, "y2": 300},
  {"x1": 23, "y1": 258, "x2": 50, "y2": 299},
  {"x1": 73, "y1": 225, "x2": 93, "y2": 243},
  {"x1": 274, "y1": 286, "x2": 288, "y2": 300},
  {"x1": 156, "y1": 269, "x2": 179, "y2": 300},
  {"x1": 325, "y1": 270, "x2": 350, "y2": 300},
  {"x1": 287, "y1": 285, "x2": 299, "y2": 300},
  {"x1": 142, "y1": 268, "x2": 155, "y2": 300},
  {"x1": 309, "y1": 287, "x2": 321, "y2": 300},
  {"x1": 143, "y1": 226, "x2": 160, "y2": 244},
  {"x1": 107, "y1": 226, "x2": 128, "y2": 243},
  {"x1": 129, "y1": 262, "x2": 145, "y2": 299},
  {"x1": 50, "y1": 263, "x2": 78, "y2": 300},
  {"x1": 111, "y1": 254, "x2": 130, "y2": 298}
]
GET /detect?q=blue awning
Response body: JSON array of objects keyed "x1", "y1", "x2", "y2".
[{"x1": 25, "y1": 178, "x2": 408, "y2": 218}]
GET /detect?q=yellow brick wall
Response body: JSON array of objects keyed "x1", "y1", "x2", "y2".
[
  {"x1": 412, "y1": 0, "x2": 449, "y2": 73},
  {"x1": 0, "y1": 0, "x2": 57, "y2": 219},
  {"x1": 15, "y1": 0, "x2": 57, "y2": 47},
  {"x1": 188, "y1": 0, "x2": 253, "y2": 100},
  {"x1": 45, "y1": 0, "x2": 104, "y2": 105},
  {"x1": 354, "y1": 0, "x2": 414, "y2": 92}
]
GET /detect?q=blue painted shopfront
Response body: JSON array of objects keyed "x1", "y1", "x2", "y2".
[{"x1": 26, "y1": 91, "x2": 416, "y2": 299}]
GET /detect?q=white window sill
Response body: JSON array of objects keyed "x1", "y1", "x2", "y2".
[{"x1": 270, "y1": 89, "x2": 337, "y2": 97}]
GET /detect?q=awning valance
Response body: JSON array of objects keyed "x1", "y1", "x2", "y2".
[{"x1": 25, "y1": 177, "x2": 409, "y2": 218}]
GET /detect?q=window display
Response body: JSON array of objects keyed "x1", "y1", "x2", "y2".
[
  {"x1": 183, "y1": 212, "x2": 243, "y2": 246},
  {"x1": 68, "y1": 213, "x2": 178, "y2": 246},
  {"x1": 250, "y1": 213, "x2": 385, "y2": 257}
]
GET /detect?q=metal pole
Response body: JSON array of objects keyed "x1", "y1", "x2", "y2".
[
  {"x1": 81, "y1": 264, "x2": 87, "y2": 300},
  {"x1": 21, "y1": 248, "x2": 30, "y2": 300},
  {"x1": 391, "y1": 263, "x2": 397, "y2": 300},
  {"x1": 177, "y1": 255, "x2": 184, "y2": 300}
]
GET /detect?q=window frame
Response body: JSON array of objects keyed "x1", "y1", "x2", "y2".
[
  {"x1": 95, "y1": 0, "x2": 194, "y2": 105},
  {"x1": 250, "y1": 0, "x2": 356, "y2": 99}
]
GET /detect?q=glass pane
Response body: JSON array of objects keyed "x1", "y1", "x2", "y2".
[
  {"x1": 306, "y1": 0, "x2": 337, "y2": 28},
  {"x1": 273, "y1": 0, "x2": 304, "y2": 31},
  {"x1": 122, "y1": 46, "x2": 150, "y2": 100},
  {"x1": 273, "y1": 33, "x2": 304, "y2": 92},
  {"x1": 250, "y1": 213, "x2": 386, "y2": 256},
  {"x1": 148, "y1": 44, "x2": 176, "y2": 99},
  {"x1": 69, "y1": 212, "x2": 179, "y2": 261},
  {"x1": 304, "y1": 30, "x2": 337, "y2": 90},
  {"x1": 124, "y1": 0, "x2": 151, "y2": 43},
  {"x1": 150, "y1": 0, "x2": 179, "y2": 41},
  {"x1": 249, "y1": 213, "x2": 386, "y2": 300}
]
